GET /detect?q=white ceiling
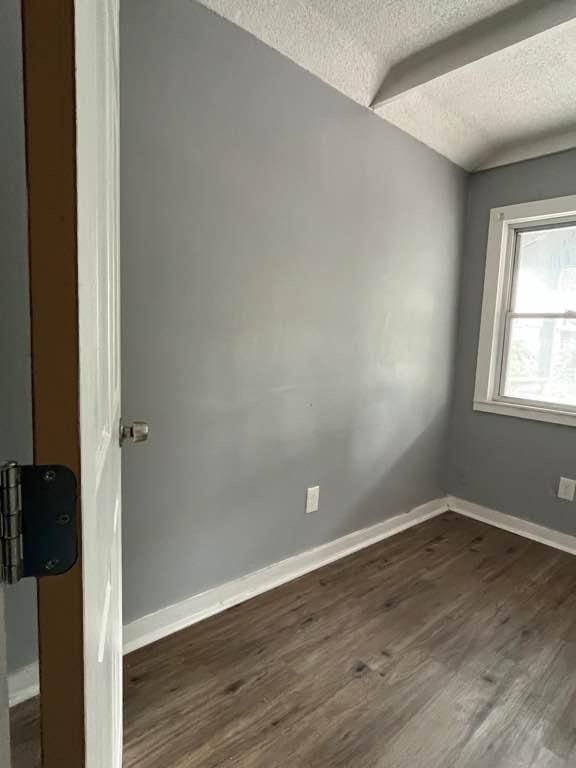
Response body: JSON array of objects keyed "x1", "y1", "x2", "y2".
[{"x1": 196, "y1": 0, "x2": 576, "y2": 171}]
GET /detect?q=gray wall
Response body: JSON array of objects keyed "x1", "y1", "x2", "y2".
[
  {"x1": 121, "y1": 0, "x2": 466, "y2": 624},
  {"x1": 0, "y1": 589, "x2": 10, "y2": 761},
  {"x1": 447, "y1": 149, "x2": 576, "y2": 534},
  {"x1": 0, "y1": 1, "x2": 37, "y2": 674}
]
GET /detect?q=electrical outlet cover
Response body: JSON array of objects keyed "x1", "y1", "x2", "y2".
[
  {"x1": 558, "y1": 476, "x2": 576, "y2": 502},
  {"x1": 306, "y1": 486, "x2": 320, "y2": 514}
]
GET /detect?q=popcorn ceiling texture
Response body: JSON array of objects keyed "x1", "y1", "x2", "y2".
[
  {"x1": 197, "y1": 0, "x2": 576, "y2": 170},
  {"x1": 379, "y1": 17, "x2": 576, "y2": 169},
  {"x1": 197, "y1": 0, "x2": 520, "y2": 105}
]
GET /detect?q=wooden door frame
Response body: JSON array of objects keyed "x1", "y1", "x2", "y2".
[{"x1": 21, "y1": 1, "x2": 85, "y2": 766}]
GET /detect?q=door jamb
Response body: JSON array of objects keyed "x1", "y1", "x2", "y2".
[{"x1": 21, "y1": 1, "x2": 85, "y2": 765}]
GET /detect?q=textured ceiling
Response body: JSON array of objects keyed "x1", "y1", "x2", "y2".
[
  {"x1": 197, "y1": 0, "x2": 576, "y2": 170},
  {"x1": 197, "y1": 0, "x2": 522, "y2": 104},
  {"x1": 379, "y1": 17, "x2": 576, "y2": 168}
]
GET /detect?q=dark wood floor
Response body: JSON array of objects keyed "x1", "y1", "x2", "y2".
[{"x1": 11, "y1": 511, "x2": 576, "y2": 767}]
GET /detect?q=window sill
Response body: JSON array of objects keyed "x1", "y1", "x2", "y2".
[{"x1": 473, "y1": 399, "x2": 576, "y2": 428}]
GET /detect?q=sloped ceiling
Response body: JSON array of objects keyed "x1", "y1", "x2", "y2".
[{"x1": 196, "y1": 0, "x2": 576, "y2": 171}]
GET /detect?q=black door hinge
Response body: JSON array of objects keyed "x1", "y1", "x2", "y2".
[{"x1": 0, "y1": 462, "x2": 78, "y2": 584}]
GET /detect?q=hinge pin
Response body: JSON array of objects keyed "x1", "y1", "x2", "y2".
[{"x1": 0, "y1": 461, "x2": 24, "y2": 584}]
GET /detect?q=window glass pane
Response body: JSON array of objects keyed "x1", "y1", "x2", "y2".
[
  {"x1": 502, "y1": 317, "x2": 576, "y2": 406},
  {"x1": 512, "y1": 225, "x2": 576, "y2": 313}
]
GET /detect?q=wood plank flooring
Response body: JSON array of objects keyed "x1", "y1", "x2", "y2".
[{"x1": 11, "y1": 512, "x2": 576, "y2": 767}]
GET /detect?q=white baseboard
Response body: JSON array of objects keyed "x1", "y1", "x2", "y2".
[
  {"x1": 10, "y1": 498, "x2": 446, "y2": 705},
  {"x1": 122, "y1": 498, "x2": 446, "y2": 654},
  {"x1": 12, "y1": 494, "x2": 576, "y2": 707},
  {"x1": 8, "y1": 662, "x2": 39, "y2": 707},
  {"x1": 446, "y1": 496, "x2": 576, "y2": 556}
]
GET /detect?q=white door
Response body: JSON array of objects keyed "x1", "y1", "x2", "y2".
[
  {"x1": 75, "y1": 1, "x2": 123, "y2": 766},
  {"x1": 0, "y1": 587, "x2": 10, "y2": 766}
]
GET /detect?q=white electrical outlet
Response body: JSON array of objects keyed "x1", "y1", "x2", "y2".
[
  {"x1": 558, "y1": 476, "x2": 576, "y2": 502},
  {"x1": 305, "y1": 486, "x2": 320, "y2": 514}
]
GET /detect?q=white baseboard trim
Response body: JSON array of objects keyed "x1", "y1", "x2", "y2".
[
  {"x1": 10, "y1": 501, "x2": 443, "y2": 706},
  {"x1": 13, "y1": 494, "x2": 575, "y2": 707},
  {"x1": 446, "y1": 496, "x2": 576, "y2": 556},
  {"x1": 122, "y1": 497, "x2": 446, "y2": 654},
  {"x1": 8, "y1": 662, "x2": 39, "y2": 707}
]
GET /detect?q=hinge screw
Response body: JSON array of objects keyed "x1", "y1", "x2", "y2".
[
  {"x1": 56, "y1": 514, "x2": 71, "y2": 525},
  {"x1": 44, "y1": 559, "x2": 59, "y2": 571},
  {"x1": 44, "y1": 470, "x2": 56, "y2": 482}
]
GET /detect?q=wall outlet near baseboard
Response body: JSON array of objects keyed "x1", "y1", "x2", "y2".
[
  {"x1": 305, "y1": 486, "x2": 320, "y2": 514},
  {"x1": 558, "y1": 477, "x2": 576, "y2": 502}
]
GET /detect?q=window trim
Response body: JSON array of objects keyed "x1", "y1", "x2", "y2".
[{"x1": 474, "y1": 194, "x2": 576, "y2": 428}]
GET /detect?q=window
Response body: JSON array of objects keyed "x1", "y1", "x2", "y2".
[{"x1": 474, "y1": 195, "x2": 576, "y2": 427}]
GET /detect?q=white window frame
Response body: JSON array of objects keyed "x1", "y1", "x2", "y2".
[{"x1": 474, "y1": 194, "x2": 576, "y2": 428}]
